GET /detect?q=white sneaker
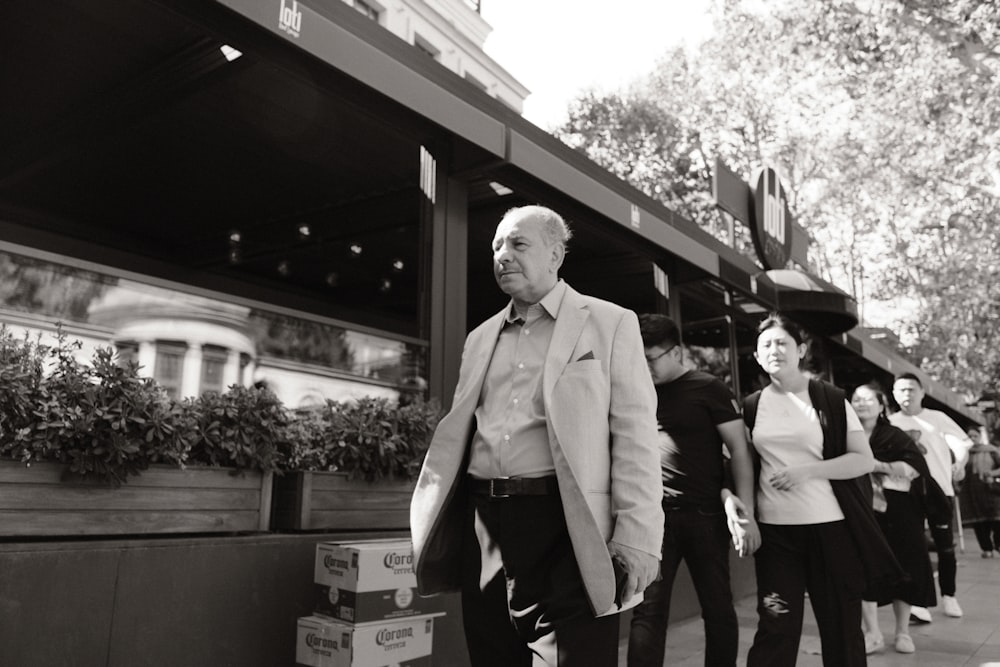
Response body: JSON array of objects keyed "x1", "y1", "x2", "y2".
[
  {"x1": 910, "y1": 605, "x2": 933, "y2": 623},
  {"x1": 942, "y1": 595, "x2": 963, "y2": 618}
]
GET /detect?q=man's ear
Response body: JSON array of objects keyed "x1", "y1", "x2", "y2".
[{"x1": 550, "y1": 242, "x2": 565, "y2": 271}]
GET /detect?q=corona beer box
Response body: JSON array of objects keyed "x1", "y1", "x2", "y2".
[
  {"x1": 295, "y1": 614, "x2": 436, "y2": 667},
  {"x1": 314, "y1": 539, "x2": 445, "y2": 623}
]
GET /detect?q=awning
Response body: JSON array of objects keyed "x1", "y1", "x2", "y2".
[{"x1": 756, "y1": 269, "x2": 858, "y2": 336}]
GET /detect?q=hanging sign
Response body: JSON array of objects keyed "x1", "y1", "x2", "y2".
[{"x1": 751, "y1": 167, "x2": 793, "y2": 270}]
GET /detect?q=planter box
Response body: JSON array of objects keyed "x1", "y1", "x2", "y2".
[
  {"x1": 272, "y1": 471, "x2": 415, "y2": 531},
  {"x1": 0, "y1": 461, "x2": 273, "y2": 537}
]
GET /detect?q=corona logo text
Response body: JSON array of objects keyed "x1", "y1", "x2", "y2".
[
  {"x1": 383, "y1": 552, "x2": 413, "y2": 569},
  {"x1": 305, "y1": 633, "x2": 336, "y2": 650},
  {"x1": 376, "y1": 626, "x2": 414, "y2": 646}
]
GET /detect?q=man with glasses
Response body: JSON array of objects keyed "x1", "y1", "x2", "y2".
[{"x1": 627, "y1": 314, "x2": 760, "y2": 667}]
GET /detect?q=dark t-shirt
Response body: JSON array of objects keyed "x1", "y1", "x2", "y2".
[{"x1": 655, "y1": 369, "x2": 740, "y2": 510}]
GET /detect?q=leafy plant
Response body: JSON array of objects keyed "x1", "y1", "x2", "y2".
[
  {"x1": 186, "y1": 385, "x2": 287, "y2": 474},
  {"x1": 0, "y1": 324, "x2": 437, "y2": 485},
  {"x1": 0, "y1": 325, "x2": 281, "y2": 484},
  {"x1": 277, "y1": 396, "x2": 441, "y2": 482}
]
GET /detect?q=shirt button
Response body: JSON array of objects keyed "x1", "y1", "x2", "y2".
[
  {"x1": 524, "y1": 329, "x2": 530, "y2": 335},
  {"x1": 518, "y1": 363, "x2": 524, "y2": 369},
  {"x1": 504, "y1": 435, "x2": 510, "y2": 441},
  {"x1": 513, "y1": 398, "x2": 519, "y2": 404}
]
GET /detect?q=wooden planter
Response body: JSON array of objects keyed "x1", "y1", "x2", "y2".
[
  {"x1": 0, "y1": 460, "x2": 273, "y2": 537},
  {"x1": 271, "y1": 471, "x2": 415, "y2": 531}
]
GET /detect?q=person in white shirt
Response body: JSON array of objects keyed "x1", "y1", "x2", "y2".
[
  {"x1": 742, "y1": 314, "x2": 877, "y2": 667},
  {"x1": 889, "y1": 372, "x2": 973, "y2": 621}
]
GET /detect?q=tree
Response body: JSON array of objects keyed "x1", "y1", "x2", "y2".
[
  {"x1": 554, "y1": 0, "x2": 1000, "y2": 400},
  {"x1": 0, "y1": 252, "x2": 112, "y2": 321}
]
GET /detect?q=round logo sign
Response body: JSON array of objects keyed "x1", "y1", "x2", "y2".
[{"x1": 752, "y1": 167, "x2": 793, "y2": 270}]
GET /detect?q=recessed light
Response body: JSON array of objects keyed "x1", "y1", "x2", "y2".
[
  {"x1": 220, "y1": 45, "x2": 243, "y2": 62},
  {"x1": 489, "y1": 181, "x2": 513, "y2": 196}
]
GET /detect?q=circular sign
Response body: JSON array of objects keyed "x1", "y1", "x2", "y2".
[{"x1": 752, "y1": 167, "x2": 793, "y2": 270}]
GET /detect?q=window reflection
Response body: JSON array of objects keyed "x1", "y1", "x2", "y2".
[{"x1": 0, "y1": 250, "x2": 426, "y2": 408}]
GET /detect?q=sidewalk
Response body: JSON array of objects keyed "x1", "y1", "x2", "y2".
[{"x1": 618, "y1": 528, "x2": 1000, "y2": 665}]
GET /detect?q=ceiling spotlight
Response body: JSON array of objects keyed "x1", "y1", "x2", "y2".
[
  {"x1": 325, "y1": 272, "x2": 339, "y2": 287},
  {"x1": 277, "y1": 260, "x2": 290, "y2": 276},
  {"x1": 228, "y1": 248, "x2": 242, "y2": 264},
  {"x1": 220, "y1": 44, "x2": 243, "y2": 62},
  {"x1": 391, "y1": 258, "x2": 405, "y2": 272},
  {"x1": 229, "y1": 229, "x2": 242, "y2": 244},
  {"x1": 489, "y1": 181, "x2": 513, "y2": 196},
  {"x1": 379, "y1": 278, "x2": 392, "y2": 293},
  {"x1": 349, "y1": 244, "x2": 363, "y2": 257},
  {"x1": 297, "y1": 224, "x2": 311, "y2": 239}
]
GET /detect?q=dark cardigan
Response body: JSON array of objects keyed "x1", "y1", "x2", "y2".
[
  {"x1": 869, "y1": 417, "x2": 952, "y2": 526},
  {"x1": 743, "y1": 379, "x2": 906, "y2": 592}
]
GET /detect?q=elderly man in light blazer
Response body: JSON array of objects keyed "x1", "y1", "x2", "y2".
[{"x1": 410, "y1": 205, "x2": 664, "y2": 667}]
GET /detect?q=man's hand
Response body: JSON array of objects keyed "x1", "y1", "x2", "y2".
[
  {"x1": 722, "y1": 491, "x2": 761, "y2": 557},
  {"x1": 608, "y1": 541, "x2": 659, "y2": 604}
]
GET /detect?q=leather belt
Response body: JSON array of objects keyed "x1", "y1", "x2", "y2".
[{"x1": 469, "y1": 476, "x2": 559, "y2": 499}]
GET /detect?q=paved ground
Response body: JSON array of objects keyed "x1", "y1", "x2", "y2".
[{"x1": 618, "y1": 528, "x2": 1000, "y2": 666}]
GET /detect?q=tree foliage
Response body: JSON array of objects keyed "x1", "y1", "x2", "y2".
[{"x1": 555, "y1": 0, "x2": 1000, "y2": 400}]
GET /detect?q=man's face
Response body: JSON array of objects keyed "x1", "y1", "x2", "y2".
[
  {"x1": 644, "y1": 344, "x2": 681, "y2": 385},
  {"x1": 492, "y1": 212, "x2": 562, "y2": 307},
  {"x1": 893, "y1": 378, "x2": 925, "y2": 415}
]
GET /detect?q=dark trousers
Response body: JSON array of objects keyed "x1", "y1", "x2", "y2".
[
  {"x1": 973, "y1": 521, "x2": 1000, "y2": 552},
  {"x1": 627, "y1": 506, "x2": 737, "y2": 667},
  {"x1": 929, "y1": 496, "x2": 957, "y2": 596},
  {"x1": 460, "y1": 492, "x2": 619, "y2": 667},
  {"x1": 747, "y1": 522, "x2": 865, "y2": 667}
]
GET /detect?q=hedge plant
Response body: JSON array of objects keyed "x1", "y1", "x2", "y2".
[
  {"x1": 0, "y1": 325, "x2": 439, "y2": 485},
  {"x1": 276, "y1": 396, "x2": 441, "y2": 482}
]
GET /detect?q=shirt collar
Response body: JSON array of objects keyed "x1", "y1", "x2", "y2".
[{"x1": 503, "y1": 279, "x2": 567, "y2": 323}]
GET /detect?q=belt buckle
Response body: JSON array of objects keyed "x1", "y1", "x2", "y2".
[{"x1": 489, "y1": 477, "x2": 511, "y2": 499}]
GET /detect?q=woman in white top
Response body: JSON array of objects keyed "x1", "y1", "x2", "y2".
[{"x1": 744, "y1": 314, "x2": 875, "y2": 667}]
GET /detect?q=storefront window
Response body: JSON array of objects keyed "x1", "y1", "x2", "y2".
[{"x1": 0, "y1": 249, "x2": 426, "y2": 406}]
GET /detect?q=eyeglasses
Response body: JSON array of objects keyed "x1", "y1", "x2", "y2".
[{"x1": 645, "y1": 345, "x2": 676, "y2": 365}]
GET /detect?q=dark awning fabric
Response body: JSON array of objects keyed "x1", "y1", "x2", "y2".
[{"x1": 757, "y1": 269, "x2": 859, "y2": 336}]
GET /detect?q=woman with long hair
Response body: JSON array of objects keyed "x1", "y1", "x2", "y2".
[
  {"x1": 851, "y1": 382, "x2": 946, "y2": 655},
  {"x1": 741, "y1": 313, "x2": 898, "y2": 667}
]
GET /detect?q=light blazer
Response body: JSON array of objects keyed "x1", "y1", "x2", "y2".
[{"x1": 410, "y1": 283, "x2": 664, "y2": 615}]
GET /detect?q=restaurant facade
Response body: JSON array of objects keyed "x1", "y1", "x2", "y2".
[{"x1": 0, "y1": 0, "x2": 982, "y2": 664}]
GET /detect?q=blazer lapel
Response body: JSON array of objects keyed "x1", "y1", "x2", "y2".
[
  {"x1": 543, "y1": 287, "x2": 590, "y2": 402},
  {"x1": 451, "y1": 310, "x2": 507, "y2": 417}
]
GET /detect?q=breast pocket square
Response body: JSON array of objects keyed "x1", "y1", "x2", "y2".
[{"x1": 576, "y1": 351, "x2": 595, "y2": 361}]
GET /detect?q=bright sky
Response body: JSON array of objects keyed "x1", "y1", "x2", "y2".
[{"x1": 480, "y1": 1, "x2": 715, "y2": 130}]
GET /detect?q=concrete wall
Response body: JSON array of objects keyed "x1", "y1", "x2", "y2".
[
  {"x1": 0, "y1": 532, "x2": 755, "y2": 666},
  {"x1": 0, "y1": 532, "x2": 465, "y2": 667}
]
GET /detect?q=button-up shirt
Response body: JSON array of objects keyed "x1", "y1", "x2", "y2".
[{"x1": 466, "y1": 281, "x2": 566, "y2": 479}]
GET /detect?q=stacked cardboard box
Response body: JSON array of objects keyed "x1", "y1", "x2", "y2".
[{"x1": 296, "y1": 539, "x2": 445, "y2": 667}]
